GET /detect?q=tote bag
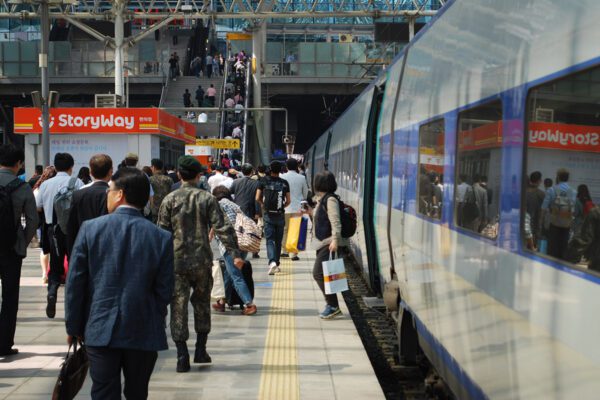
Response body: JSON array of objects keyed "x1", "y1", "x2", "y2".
[{"x1": 323, "y1": 253, "x2": 349, "y2": 295}]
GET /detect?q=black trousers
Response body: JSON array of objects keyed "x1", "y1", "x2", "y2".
[
  {"x1": 312, "y1": 246, "x2": 350, "y2": 308},
  {"x1": 0, "y1": 252, "x2": 22, "y2": 352},
  {"x1": 548, "y1": 224, "x2": 570, "y2": 260},
  {"x1": 86, "y1": 346, "x2": 158, "y2": 400},
  {"x1": 48, "y1": 225, "x2": 68, "y2": 297}
]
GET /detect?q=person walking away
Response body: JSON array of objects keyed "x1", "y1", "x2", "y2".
[
  {"x1": 158, "y1": 156, "x2": 243, "y2": 373},
  {"x1": 281, "y1": 158, "x2": 309, "y2": 260},
  {"x1": 149, "y1": 158, "x2": 173, "y2": 223},
  {"x1": 231, "y1": 163, "x2": 261, "y2": 258},
  {"x1": 212, "y1": 56, "x2": 220, "y2": 77},
  {"x1": 77, "y1": 167, "x2": 92, "y2": 185},
  {"x1": 542, "y1": 168, "x2": 576, "y2": 260},
  {"x1": 207, "y1": 166, "x2": 233, "y2": 193},
  {"x1": 526, "y1": 171, "x2": 546, "y2": 246},
  {"x1": 169, "y1": 53, "x2": 178, "y2": 81},
  {"x1": 190, "y1": 56, "x2": 202, "y2": 77},
  {"x1": 0, "y1": 144, "x2": 38, "y2": 356},
  {"x1": 206, "y1": 84, "x2": 217, "y2": 106},
  {"x1": 573, "y1": 184, "x2": 595, "y2": 237},
  {"x1": 36, "y1": 152, "x2": 84, "y2": 318},
  {"x1": 211, "y1": 186, "x2": 257, "y2": 315},
  {"x1": 66, "y1": 167, "x2": 174, "y2": 399},
  {"x1": 66, "y1": 154, "x2": 112, "y2": 253},
  {"x1": 205, "y1": 53, "x2": 213, "y2": 78},
  {"x1": 256, "y1": 160, "x2": 290, "y2": 275},
  {"x1": 183, "y1": 89, "x2": 192, "y2": 108},
  {"x1": 33, "y1": 166, "x2": 56, "y2": 283},
  {"x1": 195, "y1": 86, "x2": 205, "y2": 107},
  {"x1": 471, "y1": 174, "x2": 488, "y2": 232},
  {"x1": 311, "y1": 171, "x2": 355, "y2": 319}
]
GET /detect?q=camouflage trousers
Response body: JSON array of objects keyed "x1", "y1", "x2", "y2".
[{"x1": 170, "y1": 266, "x2": 213, "y2": 342}]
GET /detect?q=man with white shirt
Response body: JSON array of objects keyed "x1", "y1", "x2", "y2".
[
  {"x1": 207, "y1": 166, "x2": 233, "y2": 193},
  {"x1": 280, "y1": 158, "x2": 309, "y2": 260},
  {"x1": 35, "y1": 152, "x2": 84, "y2": 318}
]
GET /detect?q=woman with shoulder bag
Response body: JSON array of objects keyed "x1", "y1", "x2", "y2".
[{"x1": 312, "y1": 171, "x2": 351, "y2": 320}]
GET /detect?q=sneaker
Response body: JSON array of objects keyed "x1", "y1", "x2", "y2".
[
  {"x1": 280, "y1": 253, "x2": 289, "y2": 258},
  {"x1": 46, "y1": 295, "x2": 56, "y2": 319},
  {"x1": 268, "y1": 262, "x2": 278, "y2": 275},
  {"x1": 212, "y1": 300, "x2": 225, "y2": 312},
  {"x1": 319, "y1": 305, "x2": 342, "y2": 320},
  {"x1": 193, "y1": 349, "x2": 212, "y2": 365},
  {"x1": 243, "y1": 304, "x2": 257, "y2": 315},
  {"x1": 0, "y1": 348, "x2": 18, "y2": 357},
  {"x1": 252, "y1": 253, "x2": 260, "y2": 259},
  {"x1": 291, "y1": 256, "x2": 300, "y2": 261}
]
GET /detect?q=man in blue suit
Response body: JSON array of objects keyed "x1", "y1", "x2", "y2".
[{"x1": 65, "y1": 167, "x2": 174, "y2": 400}]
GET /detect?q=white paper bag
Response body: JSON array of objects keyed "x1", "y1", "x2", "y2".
[
  {"x1": 211, "y1": 260, "x2": 225, "y2": 299},
  {"x1": 323, "y1": 255, "x2": 348, "y2": 295}
]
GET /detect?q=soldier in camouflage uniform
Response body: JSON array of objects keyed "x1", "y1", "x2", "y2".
[
  {"x1": 149, "y1": 159, "x2": 173, "y2": 223},
  {"x1": 157, "y1": 155, "x2": 244, "y2": 373}
]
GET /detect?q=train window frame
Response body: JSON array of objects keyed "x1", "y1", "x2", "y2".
[
  {"x1": 521, "y1": 66, "x2": 600, "y2": 276},
  {"x1": 417, "y1": 118, "x2": 445, "y2": 221},
  {"x1": 454, "y1": 99, "x2": 503, "y2": 240}
]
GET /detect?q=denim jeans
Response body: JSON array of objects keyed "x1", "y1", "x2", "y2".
[
  {"x1": 222, "y1": 251, "x2": 252, "y2": 305},
  {"x1": 263, "y1": 214, "x2": 285, "y2": 265}
]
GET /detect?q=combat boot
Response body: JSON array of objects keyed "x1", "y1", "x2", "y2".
[
  {"x1": 175, "y1": 341, "x2": 190, "y2": 372},
  {"x1": 193, "y1": 333, "x2": 212, "y2": 365}
]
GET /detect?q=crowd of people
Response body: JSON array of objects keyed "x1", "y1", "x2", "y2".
[{"x1": 0, "y1": 144, "x2": 353, "y2": 399}]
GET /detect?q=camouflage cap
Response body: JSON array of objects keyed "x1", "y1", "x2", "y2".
[{"x1": 177, "y1": 155, "x2": 202, "y2": 173}]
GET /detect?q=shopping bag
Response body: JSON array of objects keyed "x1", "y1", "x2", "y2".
[
  {"x1": 322, "y1": 254, "x2": 348, "y2": 295},
  {"x1": 211, "y1": 260, "x2": 225, "y2": 300},
  {"x1": 285, "y1": 216, "x2": 302, "y2": 253},
  {"x1": 52, "y1": 341, "x2": 89, "y2": 400},
  {"x1": 297, "y1": 216, "x2": 308, "y2": 251}
]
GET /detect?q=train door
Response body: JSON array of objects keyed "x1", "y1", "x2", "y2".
[{"x1": 363, "y1": 85, "x2": 385, "y2": 294}]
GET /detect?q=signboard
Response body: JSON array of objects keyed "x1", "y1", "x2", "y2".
[
  {"x1": 13, "y1": 108, "x2": 195, "y2": 144},
  {"x1": 226, "y1": 33, "x2": 252, "y2": 40},
  {"x1": 528, "y1": 122, "x2": 600, "y2": 153},
  {"x1": 185, "y1": 145, "x2": 212, "y2": 156},
  {"x1": 49, "y1": 135, "x2": 129, "y2": 172},
  {"x1": 195, "y1": 138, "x2": 240, "y2": 149}
]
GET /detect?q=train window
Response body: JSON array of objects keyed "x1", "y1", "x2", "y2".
[
  {"x1": 455, "y1": 100, "x2": 503, "y2": 239},
  {"x1": 417, "y1": 119, "x2": 445, "y2": 220},
  {"x1": 523, "y1": 66, "x2": 600, "y2": 273}
]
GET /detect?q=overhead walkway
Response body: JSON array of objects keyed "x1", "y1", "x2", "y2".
[{"x1": 0, "y1": 246, "x2": 384, "y2": 399}]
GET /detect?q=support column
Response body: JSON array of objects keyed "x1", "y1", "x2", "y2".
[
  {"x1": 252, "y1": 22, "x2": 269, "y2": 164},
  {"x1": 408, "y1": 17, "x2": 415, "y2": 41},
  {"x1": 40, "y1": 0, "x2": 50, "y2": 167},
  {"x1": 114, "y1": 1, "x2": 125, "y2": 98}
]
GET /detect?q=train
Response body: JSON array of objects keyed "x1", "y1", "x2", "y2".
[{"x1": 304, "y1": 0, "x2": 600, "y2": 398}]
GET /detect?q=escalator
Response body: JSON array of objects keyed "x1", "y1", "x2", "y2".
[{"x1": 49, "y1": 19, "x2": 70, "y2": 41}]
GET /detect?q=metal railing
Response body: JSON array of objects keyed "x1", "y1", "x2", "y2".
[
  {"x1": 263, "y1": 61, "x2": 384, "y2": 79},
  {"x1": 0, "y1": 60, "x2": 168, "y2": 78}
]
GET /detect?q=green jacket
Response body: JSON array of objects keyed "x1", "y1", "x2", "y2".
[{"x1": 157, "y1": 182, "x2": 240, "y2": 271}]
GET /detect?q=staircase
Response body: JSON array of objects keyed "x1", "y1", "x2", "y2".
[{"x1": 161, "y1": 75, "x2": 224, "y2": 138}]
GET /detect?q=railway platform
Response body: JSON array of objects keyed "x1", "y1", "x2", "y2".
[{"x1": 0, "y1": 248, "x2": 385, "y2": 399}]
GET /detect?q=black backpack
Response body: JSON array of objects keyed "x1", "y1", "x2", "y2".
[
  {"x1": 262, "y1": 178, "x2": 287, "y2": 215},
  {"x1": 316, "y1": 193, "x2": 357, "y2": 240},
  {"x1": 0, "y1": 178, "x2": 24, "y2": 254}
]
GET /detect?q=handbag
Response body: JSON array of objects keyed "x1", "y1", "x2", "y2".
[
  {"x1": 234, "y1": 212, "x2": 261, "y2": 253},
  {"x1": 286, "y1": 216, "x2": 309, "y2": 253},
  {"x1": 322, "y1": 252, "x2": 349, "y2": 295},
  {"x1": 52, "y1": 341, "x2": 89, "y2": 400}
]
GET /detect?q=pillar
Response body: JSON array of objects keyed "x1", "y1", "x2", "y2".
[
  {"x1": 114, "y1": 1, "x2": 125, "y2": 98},
  {"x1": 252, "y1": 22, "x2": 270, "y2": 164}
]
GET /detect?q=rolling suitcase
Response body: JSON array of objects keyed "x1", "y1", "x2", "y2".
[{"x1": 221, "y1": 260, "x2": 255, "y2": 309}]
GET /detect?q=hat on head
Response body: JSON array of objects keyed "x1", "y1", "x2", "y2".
[
  {"x1": 178, "y1": 155, "x2": 202, "y2": 173},
  {"x1": 125, "y1": 152, "x2": 138, "y2": 160}
]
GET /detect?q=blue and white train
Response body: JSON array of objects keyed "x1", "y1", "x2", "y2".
[{"x1": 305, "y1": 1, "x2": 600, "y2": 398}]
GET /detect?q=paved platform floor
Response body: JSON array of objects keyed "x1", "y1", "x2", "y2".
[{"x1": 0, "y1": 248, "x2": 385, "y2": 399}]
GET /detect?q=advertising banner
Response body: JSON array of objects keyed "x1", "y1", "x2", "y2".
[
  {"x1": 14, "y1": 108, "x2": 195, "y2": 144},
  {"x1": 528, "y1": 122, "x2": 600, "y2": 153}
]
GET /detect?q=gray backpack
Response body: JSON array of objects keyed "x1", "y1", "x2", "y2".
[{"x1": 54, "y1": 177, "x2": 77, "y2": 233}]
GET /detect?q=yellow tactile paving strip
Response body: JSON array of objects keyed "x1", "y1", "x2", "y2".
[{"x1": 258, "y1": 260, "x2": 300, "y2": 400}]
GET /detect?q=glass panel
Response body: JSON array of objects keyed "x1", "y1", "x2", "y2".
[
  {"x1": 315, "y1": 43, "x2": 331, "y2": 63},
  {"x1": 2, "y1": 42, "x2": 18, "y2": 61},
  {"x1": 524, "y1": 65, "x2": 600, "y2": 273},
  {"x1": 266, "y1": 42, "x2": 283, "y2": 63},
  {"x1": 298, "y1": 43, "x2": 315, "y2": 62},
  {"x1": 3, "y1": 63, "x2": 19, "y2": 76},
  {"x1": 349, "y1": 43, "x2": 366, "y2": 63},
  {"x1": 333, "y1": 43, "x2": 349, "y2": 63},
  {"x1": 333, "y1": 64, "x2": 348, "y2": 77},
  {"x1": 418, "y1": 119, "x2": 445, "y2": 220},
  {"x1": 20, "y1": 41, "x2": 37, "y2": 62},
  {"x1": 298, "y1": 63, "x2": 315, "y2": 77},
  {"x1": 316, "y1": 63, "x2": 331, "y2": 77},
  {"x1": 88, "y1": 62, "x2": 106, "y2": 77},
  {"x1": 20, "y1": 62, "x2": 37, "y2": 76},
  {"x1": 53, "y1": 42, "x2": 70, "y2": 61},
  {"x1": 455, "y1": 100, "x2": 503, "y2": 239}
]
